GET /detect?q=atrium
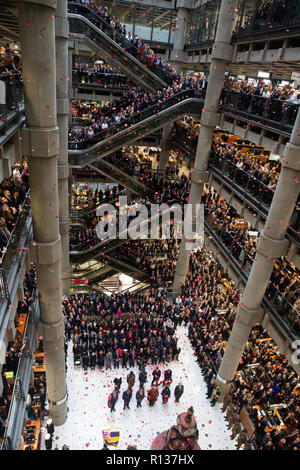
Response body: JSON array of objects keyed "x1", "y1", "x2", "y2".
[{"x1": 0, "y1": 0, "x2": 299, "y2": 453}]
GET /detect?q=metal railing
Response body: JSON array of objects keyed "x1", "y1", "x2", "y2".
[
  {"x1": 220, "y1": 90, "x2": 298, "y2": 133},
  {"x1": 0, "y1": 73, "x2": 24, "y2": 128},
  {"x1": 235, "y1": 0, "x2": 300, "y2": 40},
  {"x1": 1, "y1": 289, "x2": 39, "y2": 450},
  {"x1": 69, "y1": 88, "x2": 202, "y2": 150},
  {"x1": 0, "y1": 193, "x2": 31, "y2": 301},
  {"x1": 209, "y1": 152, "x2": 300, "y2": 243},
  {"x1": 68, "y1": 2, "x2": 172, "y2": 86},
  {"x1": 72, "y1": 69, "x2": 129, "y2": 89},
  {"x1": 204, "y1": 220, "x2": 300, "y2": 342}
]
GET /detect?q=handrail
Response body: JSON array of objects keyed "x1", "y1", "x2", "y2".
[
  {"x1": 1, "y1": 192, "x2": 31, "y2": 287},
  {"x1": 204, "y1": 220, "x2": 299, "y2": 343},
  {"x1": 0, "y1": 73, "x2": 24, "y2": 128},
  {"x1": 1, "y1": 288, "x2": 39, "y2": 450},
  {"x1": 68, "y1": 2, "x2": 172, "y2": 86},
  {"x1": 220, "y1": 90, "x2": 299, "y2": 133},
  {"x1": 69, "y1": 88, "x2": 201, "y2": 151}
]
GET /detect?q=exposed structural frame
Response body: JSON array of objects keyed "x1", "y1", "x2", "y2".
[
  {"x1": 18, "y1": 0, "x2": 67, "y2": 426},
  {"x1": 172, "y1": 0, "x2": 239, "y2": 291},
  {"x1": 56, "y1": 0, "x2": 70, "y2": 295},
  {"x1": 216, "y1": 107, "x2": 300, "y2": 395}
]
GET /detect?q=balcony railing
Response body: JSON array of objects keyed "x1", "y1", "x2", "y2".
[
  {"x1": 220, "y1": 90, "x2": 298, "y2": 133},
  {"x1": 1, "y1": 289, "x2": 39, "y2": 450},
  {"x1": 235, "y1": 0, "x2": 300, "y2": 41},
  {"x1": 72, "y1": 69, "x2": 129, "y2": 89},
  {"x1": 204, "y1": 220, "x2": 300, "y2": 342},
  {"x1": 209, "y1": 153, "x2": 300, "y2": 244},
  {"x1": 68, "y1": 88, "x2": 202, "y2": 150},
  {"x1": 0, "y1": 193, "x2": 31, "y2": 302},
  {"x1": 0, "y1": 74, "x2": 24, "y2": 129}
]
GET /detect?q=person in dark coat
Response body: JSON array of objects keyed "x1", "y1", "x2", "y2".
[
  {"x1": 46, "y1": 419, "x2": 54, "y2": 437},
  {"x1": 174, "y1": 382, "x2": 184, "y2": 403},
  {"x1": 122, "y1": 388, "x2": 132, "y2": 410},
  {"x1": 162, "y1": 386, "x2": 171, "y2": 404},
  {"x1": 151, "y1": 366, "x2": 161, "y2": 386},
  {"x1": 136, "y1": 386, "x2": 145, "y2": 408},
  {"x1": 127, "y1": 371, "x2": 135, "y2": 390},
  {"x1": 139, "y1": 367, "x2": 147, "y2": 387},
  {"x1": 45, "y1": 433, "x2": 52, "y2": 450},
  {"x1": 108, "y1": 390, "x2": 118, "y2": 413}
]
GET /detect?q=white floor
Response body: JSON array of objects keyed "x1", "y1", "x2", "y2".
[{"x1": 44, "y1": 326, "x2": 236, "y2": 450}]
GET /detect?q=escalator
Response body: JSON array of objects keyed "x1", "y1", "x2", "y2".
[
  {"x1": 72, "y1": 264, "x2": 118, "y2": 285},
  {"x1": 102, "y1": 253, "x2": 150, "y2": 283},
  {"x1": 68, "y1": 88, "x2": 204, "y2": 167},
  {"x1": 69, "y1": 189, "x2": 132, "y2": 224},
  {"x1": 68, "y1": 2, "x2": 171, "y2": 92},
  {"x1": 70, "y1": 238, "x2": 126, "y2": 265},
  {"x1": 89, "y1": 159, "x2": 155, "y2": 198}
]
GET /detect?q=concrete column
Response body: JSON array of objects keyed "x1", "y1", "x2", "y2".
[
  {"x1": 18, "y1": 0, "x2": 67, "y2": 425},
  {"x1": 172, "y1": 0, "x2": 238, "y2": 292},
  {"x1": 158, "y1": 123, "x2": 172, "y2": 171},
  {"x1": 172, "y1": 7, "x2": 188, "y2": 67},
  {"x1": 56, "y1": 0, "x2": 70, "y2": 295},
  {"x1": 216, "y1": 108, "x2": 300, "y2": 395}
]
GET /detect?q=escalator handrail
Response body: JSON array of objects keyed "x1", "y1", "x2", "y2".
[
  {"x1": 68, "y1": 2, "x2": 172, "y2": 84},
  {"x1": 68, "y1": 11, "x2": 169, "y2": 90},
  {"x1": 69, "y1": 89, "x2": 204, "y2": 153}
]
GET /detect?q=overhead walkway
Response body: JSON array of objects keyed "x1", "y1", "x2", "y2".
[
  {"x1": 68, "y1": 89, "x2": 204, "y2": 167},
  {"x1": 68, "y1": 2, "x2": 172, "y2": 92}
]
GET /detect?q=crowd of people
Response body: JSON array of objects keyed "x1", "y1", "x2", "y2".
[
  {"x1": 68, "y1": 77, "x2": 204, "y2": 145},
  {"x1": 107, "y1": 367, "x2": 183, "y2": 413},
  {"x1": 63, "y1": 290, "x2": 181, "y2": 372},
  {"x1": 72, "y1": 1, "x2": 174, "y2": 77},
  {"x1": 0, "y1": 46, "x2": 21, "y2": 76},
  {"x1": 203, "y1": 188, "x2": 258, "y2": 268},
  {"x1": 222, "y1": 78, "x2": 300, "y2": 103},
  {"x1": 0, "y1": 159, "x2": 29, "y2": 262},
  {"x1": 63, "y1": 240, "x2": 300, "y2": 449},
  {"x1": 186, "y1": 250, "x2": 300, "y2": 449},
  {"x1": 0, "y1": 268, "x2": 37, "y2": 438},
  {"x1": 73, "y1": 63, "x2": 129, "y2": 88},
  {"x1": 237, "y1": 0, "x2": 300, "y2": 35}
]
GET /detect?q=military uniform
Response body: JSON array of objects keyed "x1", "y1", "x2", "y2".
[
  {"x1": 243, "y1": 440, "x2": 254, "y2": 450},
  {"x1": 226, "y1": 405, "x2": 236, "y2": 428},
  {"x1": 222, "y1": 393, "x2": 232, "y2": 412},
  {"x1": 236, "y1": 430, "x2": 248, "y2": 449},
  {"x1": 231, "y1": 420, "x2": 242, "y2": 440}
]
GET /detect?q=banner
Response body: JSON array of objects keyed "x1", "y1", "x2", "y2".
[{"x1": 102, "y1": 429, "x2": 121, "y2": 447}]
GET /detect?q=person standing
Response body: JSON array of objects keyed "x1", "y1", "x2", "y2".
[
  {"x1": 210, "y1": 386, "x2": 221, "y2": 406},
  {"x1": 46, "y1": 419, "x2": 54, "y2": 437},
  {"x1": 127, "y1": 371, "x2": 135, "y2": 391},
  {"x1": 108, "y1": 390, "x2": 118, "y2": 413},
  {"x1": 45, "y1": 433, "x2": 52, "y2": 451},
  {"x1": 236, "y1": 429, "x2": 248, "y2": 450},
  {"x1": 105, "y1": 350, "x2": 113, "y2": 370},
  {"x1": 122, "y1": 388, "x2": 132, "y2": 410},
  {"x1": 151, "y1": 366, "x2": 161, "y2": 386},
  {"x1": 139, "y1": 367, "x2": 147, "y2": 387},
  {"x1": 231, "y1": 418, "x2": 242, "y2": 440},
  {"x1": 161, "y1": 385, "x2": 171, "y2": 404},
  {"x1": 174, "y1": 382, "x2": 184, "y2": 403},
  {"x1": 147, "y1": 386, "x2": 159, "y2": 407},
  {"x1": 136, "y1": 386, "x2": 145, "y2": 408}
]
